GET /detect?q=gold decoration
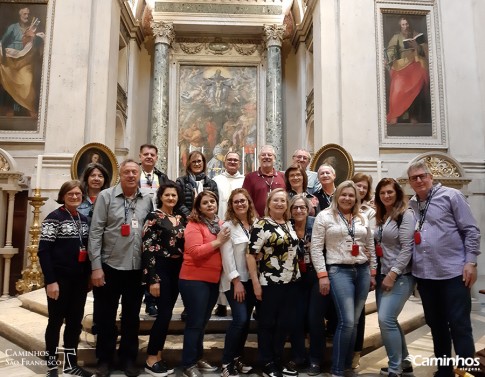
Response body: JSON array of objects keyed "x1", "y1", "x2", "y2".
[
  {"x1": 0, "y1": 155, "x2": 10, "y2": 171},
  {"x1": 16, "y1": 188, "x2": 47, "y2": 294},
  {"x1": 422, "y1": 156, "x2": 461, "y2": 178}
]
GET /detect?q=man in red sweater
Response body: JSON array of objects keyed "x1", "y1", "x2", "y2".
[{"x1": 242, "y1": 145, "x2": 285, "y2": 217}]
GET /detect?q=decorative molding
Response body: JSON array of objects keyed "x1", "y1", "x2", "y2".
[
  {"x1": 116, "y1": 84, "x2": 128, "y2": 121},
  {"x1": 291, "y1": 0, "x2": 316, "y2": 52},
  {"x1": 154, "y1": 2, "x2": 282, "y2": 16},
  {"x1": 173, "y1": 37, "x2": 263, "y2": 57},
  {"x1": 119, "y1": 0, "x2": 145, "y2": 48},
  {"x1": 263, "y1": 24, "x2": 286, "y2": 48},
  {"x1": 151, "y1": 21, "x2": 175, "y2": 46}
]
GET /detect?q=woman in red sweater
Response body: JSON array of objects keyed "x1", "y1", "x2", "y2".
[{"x1": 179, "y1": 190, "x2": 231, "y2": 377}]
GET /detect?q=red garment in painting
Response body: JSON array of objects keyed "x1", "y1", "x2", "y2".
[{"x1": 387, "y1": 60, "x2": 429, "y2": 124}]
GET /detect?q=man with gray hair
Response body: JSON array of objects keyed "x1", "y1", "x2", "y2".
[
  {"x1": 242, "y1": 145, "x2": 286, "y2": 217},
  {"x1": 291, "y1": 149, "x2": 321, "y2": 194},
  {"x1": 407, "y1": 160, "x2": 480, "y2": 377},
  {"x1": 89, "y1": 159, "x2": 153, "y2": 377}
]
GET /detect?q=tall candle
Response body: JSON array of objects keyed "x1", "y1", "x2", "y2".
[{"x1": 35, "y1": 155, "x2": 42, "y2": 189}]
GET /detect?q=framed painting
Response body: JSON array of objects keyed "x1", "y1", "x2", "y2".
[
  {"x1": 176, "y1": 65, "x2": 258, "y2": 177},
  {"x1": 310, "y1": 143, "x2": 354, "y2": 186},
  {"x1": 376, "y1": 1, "x2": 447, "y2": 148},
  {"x1": 0, "y1": 1, "x2": 49, "y2": 139},
  {"x1": 70, "y1": 143, "x2": 119, "y2": 186}
]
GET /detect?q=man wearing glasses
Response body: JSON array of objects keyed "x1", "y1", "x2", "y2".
[
  {"x1": 407, "y1": 160, "x2": 480, "y2": 377},
  {"x1": 292, "y1": 149, "x2": 321, "y2": 194},
  {"x1": 213, "y1": 151, "x2": 245, "y2": 219}
]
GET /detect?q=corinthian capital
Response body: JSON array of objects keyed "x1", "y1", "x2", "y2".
[
  {"x1": 150, "y1": 21, "x2": 175, "y2": 46},
  {"x1": 263, "y1": 24, "x2": 286, "y2": 48}
]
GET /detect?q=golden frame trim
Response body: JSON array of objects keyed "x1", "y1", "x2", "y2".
[
  {"x1": 70, "y1": 143, "x2": 119, "y2": 186},
  {"x1": 310, "y1": 143, "x2": 354, "y2": 186}
]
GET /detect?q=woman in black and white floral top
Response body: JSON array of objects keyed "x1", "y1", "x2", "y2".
[
  {"x1": 142, "y1": 181, "x2": 186, "y2": 377},
  {"x1": 247, "y1": 188, "x2": 300, "y2": 377}
]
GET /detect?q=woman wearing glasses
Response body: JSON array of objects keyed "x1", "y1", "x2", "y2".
[
  {"x1": 310, "y1": 181, "x2": 376, "y2": 377},
  {"x1": 374, "y1": 178, "x2": 415, "y2": 377},
  {"x1": 176, "y1": 151, "x2": 219, "y2": 219},
  {"x1": 78, "y1": 163, "x2": 110, "y2": 225},
  {"x1": 285, "y1": 164, "x2": 319, "y2": 216},
  {"x1": 247, "y1": 188, "x2": 300, "y2": 377},
  {"x1": 288, "y1": 194, "x2": 329, "y2": 375},
  {"x1": 38, "y1": 180, "x2": 92, "y2": 377},
  {"x1": 220, "y1": 188, "x2": 257, "y2": 377}
]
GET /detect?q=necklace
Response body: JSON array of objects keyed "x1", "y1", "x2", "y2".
[{"x1": 160, "y1": 209, "x2": 175, "y2": 217}]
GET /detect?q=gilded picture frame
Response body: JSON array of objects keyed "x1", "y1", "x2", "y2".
[
  {"x1": 310, "y1": 143, "x2": 354, "y2": 186},
  {"x1": 376, "y1": 1, "x2": 447, "y2": 148},
  {"x1": 71, "y1": 143, "x2": 119, "y2": 186},
  {"x1": 0, "y1": 0, "x2": 51, "y2": 141}
]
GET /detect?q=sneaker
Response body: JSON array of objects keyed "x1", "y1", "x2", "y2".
[
  {"x1": 184, "y1": 366, "x2": 202, "y2": 377},
  {"x1": 214, "y1": 304, "x2": 227, "y2": 317},
  {"x1": 145, "y1": 305, "x2": 158, "y2": 317},
  {"x1": 282, "y1": 364, "x2": 298, "y2": 377},
  {"x1": 160, "y1": 360, "x2": 175, "y2": 375},
  {"x1": 263, "y1": 362, "x2": 283, "y2": 377},
  {"x1": 197, "y1": 360, "x2": 218, "y2": 372},
  {"x1": 306, "y1": 363, "x2": 321, "y2": 376},
  {"x1": 47, "y1": 368, "x2": 59, "y2": 377},
  {"x1": 63, "y1": 365, "x2": 93, "y2": 377},
  {"x1": 145, "y1": 361, "x2": 168, "y2": 377},
  {"x1": 221, "y1": 362, "x2": 239, "y2": 377},
  {"x1": 380, "y1": 367, "x2": 414, "y2": 377},
  {"x1": 94, "y1": 362, "x2": 110, "y2": 377},
  {"x1": 234, "y1": 357, "x2": 253, "y2": 374}
]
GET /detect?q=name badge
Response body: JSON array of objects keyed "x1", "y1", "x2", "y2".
[
  {"x1": 345, "y1": 239, "x2": 353, "y2": 253},
  {"x1": 132, "y1": 219, "x2": 139, "y2": 229}
]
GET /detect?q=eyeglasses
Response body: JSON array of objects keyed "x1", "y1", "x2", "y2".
[
  {"x1": 191, "y1": 160, "x2": 203, "y2": 165},
  {"x1": 292, "y1": 205, "x2": 308, "y2": 212},
  {"x1": 233, "y1": 199, "x2": 247, "y2": 205},
  {"x1": 226, "y1": 158, "x2": 240, "y2": 163},
  {"x1": 289, "y1": 173, "x2": 303, "y2": 179},
  {"x1": 66, "y1": 192, "x2": 82, "y2": 198},
  {"x1": 409, "y1": 173, "x2": 429, "y2": 182},
  {"x1": 293, "y1": 155, "x2": 309, "y2": 161}
]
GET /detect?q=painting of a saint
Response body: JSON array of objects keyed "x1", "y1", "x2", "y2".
[
  {"x1": 178, "y1": 66, "x2": 258, "y2": 177},
  {"x1": 0, "y1": 3, "x2": 46, "y2": 131},
  {"x1": 384, "y1": 13, "x2": 432, "y2": 137}
]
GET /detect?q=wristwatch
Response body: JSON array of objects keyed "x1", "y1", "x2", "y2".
[{"x1": 466, "y1": 262, "x2": 478, "y2": 267}]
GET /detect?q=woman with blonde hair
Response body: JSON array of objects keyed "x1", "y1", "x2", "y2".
[
  {"x1": 220, "y1": 188, "x2": 258, "y2": 377},
  {"x1": 310, "y1": 181, "x2": 376, "y2": 377},
  {"x1": 247, "y1": 188, "x2": 300, "y2": 377}
]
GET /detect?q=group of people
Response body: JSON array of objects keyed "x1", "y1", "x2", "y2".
[{"x1": 37, "y1": 144, "x2": 480, "y2": 377}]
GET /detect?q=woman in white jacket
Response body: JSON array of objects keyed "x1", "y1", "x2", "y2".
[{"x1": 220, "y1": 188, "x2": 257, "y2": 377}]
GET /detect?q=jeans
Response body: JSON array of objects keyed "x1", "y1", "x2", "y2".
[
  {"x1": 328, "y1": 264, "x2": 370, "y2": 376},
  {"x1": 416, "y1": 276, "x2": 475, "y2": 375},
  {"x1": 45, "y1": 275, "x2": 88, "y2": 368},
  {"x1": 222, "y1": 281, "x2": 257, "y2": 364},
  {"x1": 258, "y1": 283, "x2": 298, "y2": 366},
  {"x1": 179, "y1": 279, "x2": 219, "y2": 368},
  {"x1": 146, "y1": 258, "x2": 182, "y2": 356},
  {"x1": 376, "y1": 274, "x2": 415, "y2": 374},
  {"x1": 93, "y1": 264, "x2": 144, "y2": 364},
  {"x1": 290, "y1": 268, "x2": 330, "y2": 365}
]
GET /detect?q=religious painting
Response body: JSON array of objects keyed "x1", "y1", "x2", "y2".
[
  {"x1": 0, "y1": 2, "x2": 47, "y2": 132},
  {"x1": 177, "y1": 65, "x2": 258, "y2": 177},
  {"x1": 71, "y1": 143, "x2": 119, "y2": 186},
  {"x1": 310, "y1": 144, "x2": 354, "y2": 186},
  {"x1": 377, "y1": 3, "x2": 447, "y2": 148}
]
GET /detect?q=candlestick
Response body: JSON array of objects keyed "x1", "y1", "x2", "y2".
[{"x1": 35, "y1": 155, "x2": 42, "y2": 189}]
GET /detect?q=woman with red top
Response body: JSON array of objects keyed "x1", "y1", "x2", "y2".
[
  {"x1": 179, "y1": 190, "x2": 231, "y2": 377},
  {"x1": 78, "y1": 163, "x2": 110, "y2": 225}
]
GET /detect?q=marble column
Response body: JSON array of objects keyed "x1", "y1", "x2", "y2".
[
  {"x1": 263, "y1": 24, "x2": 286, "y2": 170},
  {"x1": 150, "y1": 21, "x2": 175, "y2": 173}
]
